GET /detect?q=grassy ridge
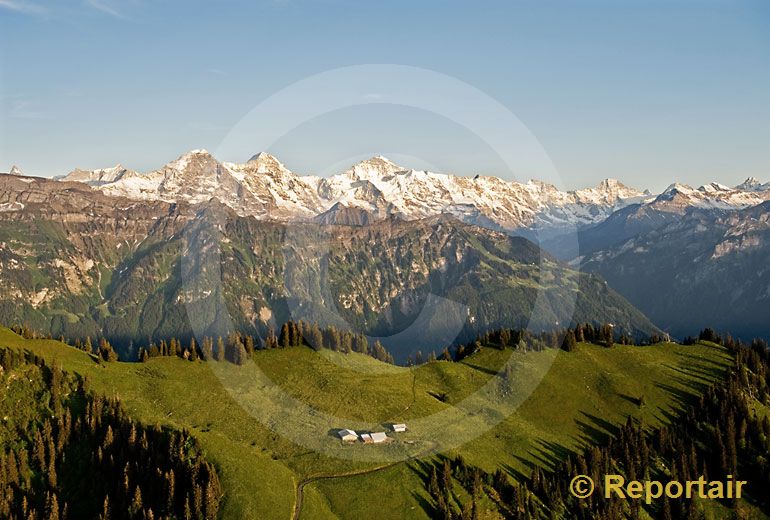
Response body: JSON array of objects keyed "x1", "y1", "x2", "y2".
[{"x1": 0, "y1": 328, "x2": 732, "y2": 519}]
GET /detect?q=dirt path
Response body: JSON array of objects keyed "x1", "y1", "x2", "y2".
[
  {"x1": 402, "y1": 368, "x2": 418, "y2": 414},
  {"x1": 292, "y1": 439, "x2": 431, "y2": 520},
  {"x1": 291, "y1": 459, "x2": 408, "y2": 520}
]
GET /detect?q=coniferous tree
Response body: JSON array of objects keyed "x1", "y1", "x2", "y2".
[
  {"x1": 599, "y1": 323, "x2": 614, "y2": 348},
  {"x1": 307, "y1": 325, "x2": 323, "y2": 351},
  {"x1": 561, "y1": 329, "x2": 577, "y2": 352},
  {"x1": 278, "y1": 323, "x2": 289, "y2": 348},
  {"x1": 0, "y1": 347, "x2": 223, "y2": 520},
  {"x1": 215, "y1": 337, "x2": 225, "y2": 361},
  {"x1": 200, "y1": 337, "x2": 213, "y2": 360}
]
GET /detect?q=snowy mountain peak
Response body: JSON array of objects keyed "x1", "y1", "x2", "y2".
[
  {"x1": 648, "y1": 179, "x2": 770, "y2": 213},
  {"x1": 175, "y1": 149, "x2": 215, "y2": 163},
  {"x1": 63, "y1": 164, "x2": 134, "y2": 185},
  {"x1": 248, "y1": 151, "x2": 277, "y2": 163},
  {"x1": 571, "y1": 178, "x2": 648, "y2": 207},
  {"x1": 594, "y1": 178, "x2": 643, "y2": 196},
  {"x1": 8, "y1": 165, "x2": 22, "y2": 176},
  {"x1": 363, "y1": 155, "x2": 400, "y2": 167},
  {"x1": 244, "y1": 152, "x2": 291, "y2": 173},
  {"x1": 653, "y1": 183, "x2": 698, "y2": 205},
  {"x1": 735, "y1": 177, "x2": 769, "y2": 192},
  {"x1": 61, "y1": 150, "x2": 769, "y2": 232},
  {"x1": 345, "y1": 156, "x2": 405, "y2": 181},
  {"x1": 97, "y1": 164, "x2": 126, "y2": 174},
  {"x1": 738, "y1": 177, "x2": 760, "y2": 189},
  {"x1": 661, "y1": 182, "x2": 693, "y2": 195},
  {"x1": 161, "y1": 149, "x2": 218, "y2": 173},
  {"x1": 699, "y1": 182, "x2": 731, "y2": 193}
]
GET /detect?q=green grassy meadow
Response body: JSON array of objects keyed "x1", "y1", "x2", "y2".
[{"x1": 0, "y1": 328, "x2": 732, "y2": 519}]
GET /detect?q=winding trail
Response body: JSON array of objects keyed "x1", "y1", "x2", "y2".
[{"x1": 291, "y1": 458, "x2": 411, "y2": 520}]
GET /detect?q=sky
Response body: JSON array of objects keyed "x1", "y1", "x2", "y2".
[{"x1": 0, "y1": 0, "x2": 769, "y2": 192}]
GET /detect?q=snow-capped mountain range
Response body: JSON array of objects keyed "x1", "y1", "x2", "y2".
[
  {"x1": 58, "y1": 149, "x2": 770, "y2": 232},
  {"x1": 648, "y1": 181, "x2": 770, "y2": 213}
]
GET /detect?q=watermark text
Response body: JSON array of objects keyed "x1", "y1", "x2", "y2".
[{"x1": 570, "y1": 474, "x2": 747, "y2": 504}]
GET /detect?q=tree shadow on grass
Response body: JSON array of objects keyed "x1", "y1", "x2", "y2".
[
  {"x1": 576, "y1": 411, "x2": 620, "y2": 447},
  {"x1": 617, "y1": 392, "x2": 644, "y2": 407},
  {"x1": 462, "y1": 362, "x2": 499, "y2": 377},
  {"x1": 653, "y1": 377, "x2": 707, "y2": 414},
  {"x1": 672, "y1": 348, "x2": 730, "y2": 371},
  {"x1": 487, "y1": 348, "x2": 732, "y2": 499},
  {"x1": 409, "y1": 459, "x2": 435, "y2": 483},
  {"x1": 502, "y1": 460, "x2": 532, "y2": 483},
  {"x1": 519, "y1": 438, "x2": 577, "y2": 473},
  {"x1": 665, "y1": 362, "x2": 722, "y2": 388},
  {"x1": 650, "y1": 406, "x2": 681, "y2": 425},
  {"x1": 410, "y1": 491, "x2": 435, "y2": 519}
]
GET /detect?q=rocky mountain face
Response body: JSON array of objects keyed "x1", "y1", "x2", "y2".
[
  {"x1": 0, "y1": 174, "x2": 657, "y2": 360},
  {"x1": 64, "y1": 150, "x2": 770, "y2": 262},
  {"x1": 0, "y1": 174, "x2": 190, "y2": 337},
  {"x1": 566, "y1": 178, "x2": 770, "y2": 342},
  {"x1": 543, "y1": 178, "x2": 770, "y2": 260},
  {"x1": 15, "y1": 149, "x2": 770, "y2": 346},
  {"x1": 649, "y1": 181, "x2": 770, "y2": 213},
  {"x1": 63, "y1": 150, "x2": 650, "y2": 235},
  {"x1": 61, "y1": 164, "x2": 135, "y2": 186},
  {"x1": 581, "y1": 202, "x2": 770, "y2": 340}
]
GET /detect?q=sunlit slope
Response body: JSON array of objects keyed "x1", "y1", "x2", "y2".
[{"x1": 0, "y1": 328, "x2": 731, "y2": 519}]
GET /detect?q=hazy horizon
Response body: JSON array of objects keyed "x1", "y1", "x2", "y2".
[
  {"x1": 5, "y1": 146, "x2": 767, "y2": 195},
  {"x1": 2, "y1": 0, "x2": 769, "y2": 193}
]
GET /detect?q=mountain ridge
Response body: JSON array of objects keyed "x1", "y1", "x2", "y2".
[
  {"x1": 59, "y1": 151, "x2": 770, "y2": 239},
  {"x1": 581, "y1": 200, "x2": 770, "y2": 340},
  {"x1": 60, "y1": 150, "x2": 653, "y2": 233},
  {"x1": 0, "y1": 173, "x2": 658, "y2": 358}
]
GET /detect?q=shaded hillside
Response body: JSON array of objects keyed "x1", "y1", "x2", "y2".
[
  {"x1": 582, "y1": 202, "x2": 770, "y2": 340},
  {"x1": 542, "y1": 202, "x2": 684, "y2": 260},
  {"x1": 0, "y1": 175, "x2": 658, "y2": 359},
  {"x1": 0, "y1": 345, "x2": 222, "y2": 519}
]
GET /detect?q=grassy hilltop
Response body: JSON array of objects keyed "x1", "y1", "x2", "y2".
[{"x1": 0, "y1": 328, "x2": 732, "y2": 519}]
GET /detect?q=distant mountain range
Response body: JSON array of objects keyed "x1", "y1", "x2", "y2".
[
  {"x1": 56, "y1": 151, "x2": 770, "y2": 238},
  {"x1": 0, "y1": 169, "x2": 658, "y2": 360},
  {"x1": 58, "y1": 149, "x2": 651, "y2": 233},
  {"x1": 580, "y1": 201, "x2": 770, "y2": 341},
  {"x1": 3, "y1": 150, "x2": 769, "y2": 347}
]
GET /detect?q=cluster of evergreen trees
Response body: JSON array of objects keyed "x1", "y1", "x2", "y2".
[
  {"x1": 8, "y1": 324, "x2": 41, "y2": 340},
  {"x1": 135, "y1": 320, "x2": 396, "y2": 365},
  {"x1": 422, "y1": 330, "x2": 770, "y2": 519},
  {"x1": 0, "y1": 348, "x2": 222, "y2": 520},
  {"x1": 9, "y1": 318, "x2": 397, "y2": 366},
  {"x1": 71, "y1": 337, "x2": 119, "y2": 362},
  {"x1": 8, "y1": 324, "x2": 122, "y2": 362},
  {"x1": 451, "y1": 322, "x2": 648, "y2": 363},
  {"x1": 9, "y1": 320, "x2": 648, "y2": 369},
  {"x1": 272, "y1": 320, "x2": 394, "y2": 363},
  {"x1": 425, "y1": 456, "x2": 487, "y2": 520}
]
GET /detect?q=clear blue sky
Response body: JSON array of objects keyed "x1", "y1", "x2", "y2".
[{"x1": 1, "y1": 0, "x2": 769, "y2": 192}]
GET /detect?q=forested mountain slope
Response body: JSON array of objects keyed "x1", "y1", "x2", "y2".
[
  {"x1": 0, "y1": 175, "x2": 657, "y2": 360},
  {"x1": 0, "y1": 328, "x2": 734, "y2": 519}
]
